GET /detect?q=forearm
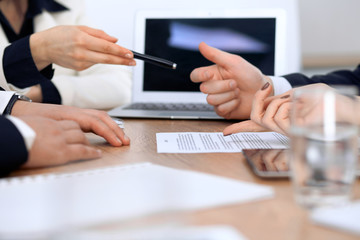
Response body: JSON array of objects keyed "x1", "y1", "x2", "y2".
[
  {"x1": 29, "y1": 32, "x2": 51, "y2": 71},
  {"x1": 3, "y1": 36, "x2": 54, "y2": 89}
]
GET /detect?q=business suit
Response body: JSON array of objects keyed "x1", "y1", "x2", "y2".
[
  {"x1": 0, "y1": 0, "x2": 131, "y2": 109},
  {"x1": 0, "y1": 91, "x2": 28, "y2": 176},
  {"x1": 284, "y1": 65, "x2": 360, "y2": 92},
  {"x1": 0, "y1": 116, "x2": 27, "y2": 176}
]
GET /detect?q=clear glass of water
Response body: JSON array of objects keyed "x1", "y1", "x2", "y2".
[{"x1": 289, "y1": 85, "x2": 359, "y2": 209}]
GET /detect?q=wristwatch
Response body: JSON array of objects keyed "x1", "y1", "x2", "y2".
[{"x1": 3, "y1": 94, "x2": 32, "y2": 115}]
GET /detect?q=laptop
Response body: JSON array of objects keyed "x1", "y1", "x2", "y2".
[{"x1": 108, "y1": 9, "x2": 287, "y2": 119}]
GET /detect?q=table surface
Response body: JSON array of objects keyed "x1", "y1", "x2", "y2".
[{"x1": 10, "y1": 119, "x2": 360, "y2": 240}]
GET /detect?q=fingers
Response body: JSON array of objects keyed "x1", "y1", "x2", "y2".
[
  {"x1": 88, "y1": 118, "x2": 123, "y2": 147},
  {"x1": 198, "y1": 42, "x2": 238, "y2": 69},
  {"x1": 246, "y1": 150, "x2": 266, "y2": 171},
  {"x1": 206, "y1": 88, "x2": 239, "y2": 106},
  {"x1": 83, "y1": 34, "x2": 135, "y2": 61},
  {"x1": 23, "y1": 116, "x2": 103, "y2": 168},
  {"x1": 63, "y1": 129, "x2": 90, "y2": 145},
  {"x1": 200, "y1": 79, "x2": 237, "y2": 94},
  {"x1": 261, "y1": 149, "x2": 282, "y2": 171},
  {"x1": 214, "y1": 99, "x2": 241, "y2": 118},
  {"x1": 190, "y1": 65, "x2": 216, "y2": 83},
  {"x1": 56, "y1": 119, "x2": 103, "y2": 162},
  {"x1": 95, "y1": 112, "x2": 131, "y2": 146},
  {"x1": 223, "y1": 120, "x2": 268, "y2": 136},
  {"x1": 80, "y1": 110, "x2": 130, "y2": 147},
  {"x1": 250, "y1": 83, "x2": 292, "y2": 135},
  {"x1": 250, "y1": 82, "x2": 273, "y2": 124},
  {"x1": 257, "y1": 95, "x2": 291, "y2": 135},
  {"x1": 190, "y1": 42, "x2": 243, "y2": 83},
  {"x1": 57, "y1": 120, "x2": 80, "y2": 130},
  {"x1": 273, "y1": 102, "x2": 292, "y2": 135},
  {"x1": 273, "y1": 151, "x2": 289, "y2": 171},
  {"x1": 78, "y1": 25, "x2": 118, "y2": 43},
  {"x1": 77, "y1": 26, "x2": 135, "y2": 65},
  {"x1": 77, "y1": 49, "x2": 136, "y2": 67},
  {"x1": 260, "y1": 97, "x2": 290, "y2": 135},
  {"x1": 87, "y1": 37, "x2": 133, "y2": 59},
  {"x1": 40, "y1": 105, "x2": 131, "y2": 147},
  {"x1": 253, "y1": 155, "x2": 266, "y2": 171},
  {"x1": 58, "y1": 120, "x2": 91, "y2": 145},
  {"x1": 65, "y1": 144, "x2": 102, "y2": 162}
]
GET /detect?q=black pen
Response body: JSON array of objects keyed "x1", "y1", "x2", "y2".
[{"x1": 132, "y1": 51, "x2": 177, "y2": 70}]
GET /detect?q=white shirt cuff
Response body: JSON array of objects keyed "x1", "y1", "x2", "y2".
[
  {"x1": 8, "y1": 84, "x2": 31, "y2": 95},
  {"x1": 269, "y1": 76, "x2": 292, "y2": 95},
  {"x1": 0, "y1": 91, "x2": 15, "y2": 114},
  {"x1": 7, "y1": 116, "x2": 36, "y2": 151}
]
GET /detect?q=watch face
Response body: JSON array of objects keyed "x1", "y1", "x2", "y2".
[{"x1": 17, "y1": 95, "x2": 32, "y2": 102}]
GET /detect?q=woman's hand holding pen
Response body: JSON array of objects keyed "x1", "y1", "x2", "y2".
[{"x1": 30, "y1": 25, "x2": 136, "y2": 71}]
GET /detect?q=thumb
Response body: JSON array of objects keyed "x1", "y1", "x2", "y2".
[
  {"x1": 198, "y1": 42, "x2": 239, "y2": 69},
  {"x1": 223, "y1": 120, "x2": 269, "y2": 135}
]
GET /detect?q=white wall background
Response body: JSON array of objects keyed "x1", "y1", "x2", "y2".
[
  {"x1": 299, "y1": 0, "x2": 360, "y2": 58},
  {"x1": 84, "y1": 0, "x2": 301, "y2": 75}
]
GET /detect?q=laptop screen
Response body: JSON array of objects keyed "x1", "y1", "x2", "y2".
[{"x1": 143, "y1": 18, "x2": 276, "y2": 92}]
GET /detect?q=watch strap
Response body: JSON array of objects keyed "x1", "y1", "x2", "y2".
[
  {"x1": 3, "y1": 94, "x2": 18, "y2": 115},
  {"x1": 3, "y1": 94, "x2": 32, "y2": 115}
]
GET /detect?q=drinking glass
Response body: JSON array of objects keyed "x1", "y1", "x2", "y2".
[{"x1": 289, "y1": 85, "x2": 359, "y2": 209}]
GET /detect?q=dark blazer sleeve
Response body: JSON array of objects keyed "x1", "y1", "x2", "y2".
[
  {"x1": 0, "y1": 116, "x2": 28, "y2": 176},
  {"x1": 3, "y1": 36, "x2": 62, "y2": 104},
  {"x1": 283, "y1": 65, "x2": 360, "y2": 92}
]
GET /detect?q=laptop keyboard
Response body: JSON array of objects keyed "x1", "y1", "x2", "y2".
[{"x1": 124, "y1": 103, "x2": 214, "y2": 111}]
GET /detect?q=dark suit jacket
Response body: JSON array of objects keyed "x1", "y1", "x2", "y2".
[
  {"x1": 283, "y1": 65, "x2": 360, "y2": 93},
  {"x1": 0, "y1": 116, "x2": 27, "y2": 176}
]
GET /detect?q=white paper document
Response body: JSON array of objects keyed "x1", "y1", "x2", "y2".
[
  {"x1": 311, "y1": 201, "x2": 360, "y2": 236},
  {"x1": 0, "y1": 163, "x2": 273, "y2": 234},
  {"x1": 156, "y1": 132, "x2": 289, "y2": 153},
  {"x1": 60, "y1": 225, "x2": 248, "y2": 240}
]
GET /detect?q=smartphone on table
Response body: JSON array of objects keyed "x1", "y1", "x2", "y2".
[
  {"x1": 243, "y1": 149, "x2": 290, "y2": 179},
  {"x1": 243, "y1": 149, "x2": 360, "y2": 179}
]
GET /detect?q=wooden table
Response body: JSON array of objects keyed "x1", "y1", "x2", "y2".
[{"x1": 10, "y1": 119, "x2": 360, "y2": 240}]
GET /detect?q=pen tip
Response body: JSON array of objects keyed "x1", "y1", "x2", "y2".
[{"x1": 173, "y1": 63, "x2": 177, "y2": 70}]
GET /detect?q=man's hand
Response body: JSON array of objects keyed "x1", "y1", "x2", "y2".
[
  {"x1": 30, "y1": 25, "x2": 136, "y2": 71},
  {"x1": 11, "y1": 102, "x2": 130, "y2": 147},
  {"x1": 19, "y1": 116, "x2": 102, "y2": 168},
  {"x1": 190, "y1": 42, "x2": 272, "y2": 119}
]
